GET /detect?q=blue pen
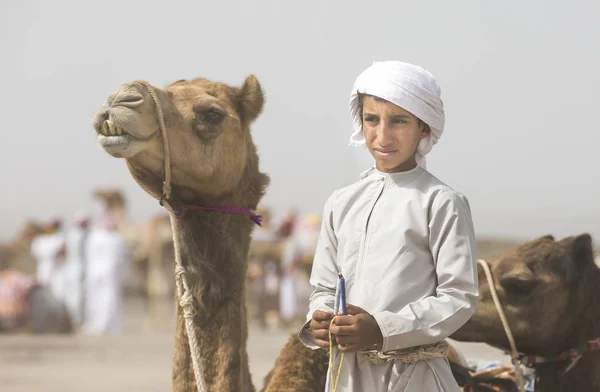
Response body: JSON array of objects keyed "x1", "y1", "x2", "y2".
[
  {"x1": 338, "y1": 273, "x2": 347, "y2": 315},
  {"x1": 333, "y1": 276, "x2": 341, "y2": 316}
]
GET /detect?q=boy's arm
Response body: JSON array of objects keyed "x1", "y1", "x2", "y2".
[
  {"x1": 372, "y1": 191, "x2": 479, "y2": 352},
  {"x1": 298, "y1": 192, "x2": 339, "y2": 350}
]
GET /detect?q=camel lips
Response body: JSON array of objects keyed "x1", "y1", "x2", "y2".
[{"x1": 99, "y1": 120, "x2": 126, "y2": 137}]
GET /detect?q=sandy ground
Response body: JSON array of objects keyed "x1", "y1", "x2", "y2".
[{"x1": 0, "y1": 297, "x2": 508, "y2": 392}]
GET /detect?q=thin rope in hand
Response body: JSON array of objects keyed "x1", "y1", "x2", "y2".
[
  {"x1": 329, "y1": 316, "x2": 344, "y2": 392},
  {"x1": 328, "y1": 273, "x2": 346, "y2": 392},
  {"x1": 477, "y1": 259, "x2": 526, "y2": 392},
  {"x1": 133, "y1": 80, "x2": 205, "y2": 392}
]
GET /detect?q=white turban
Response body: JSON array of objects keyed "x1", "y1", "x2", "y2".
[{"x1": 349, "y1": 61, "x2": 445, "y2": 168}]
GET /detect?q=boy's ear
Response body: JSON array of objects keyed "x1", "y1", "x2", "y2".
[{"x1": 420, "y1": 123, "x2": 431, "y2": 138}]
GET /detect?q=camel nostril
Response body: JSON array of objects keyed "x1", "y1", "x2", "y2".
[{"x1": 113, "y1": 93, "x2": 144, "y2": 107}]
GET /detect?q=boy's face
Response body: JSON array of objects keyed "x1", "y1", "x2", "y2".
[{"x1": 362, "y1": 96, "x2": 430, "y2": 173}]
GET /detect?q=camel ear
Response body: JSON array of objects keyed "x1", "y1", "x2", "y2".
[
  {"x1": 559, "y1": 234, "x2": 594, "y2": 266},
  {"x1": 238, "y1": 74, "x2": 264, "y2": 124},
  {"x1": 571, "y1": 234, "x2": 594, "y2": 266}
]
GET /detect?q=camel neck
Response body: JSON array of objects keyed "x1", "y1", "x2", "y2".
[
  {"x1": 533, "y1": 267, "x2": 600, "y2": 391},
  {"x1": 171, "y1": 210, "x2": 256, "y2": 392},
  {"x1": 177, "y1": 210, "x2": 253, "y2": 301},
  {"x1": 533, "y1": 355, "x2": 600, "y2": 392}
]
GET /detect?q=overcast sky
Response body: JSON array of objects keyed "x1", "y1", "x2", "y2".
[{"x1": 1, "y1": 0, "x2": 599, "y2": 242}]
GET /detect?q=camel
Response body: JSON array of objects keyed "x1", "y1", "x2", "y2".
[
  {"x1": 451, "y1": 234, "x2": 600, "y2": 391},
  {"x1": 0, "y1": 220, "x2": 44, "y2": 275},
  {"x1": 92, "y1": 74, "x2": 281, "y2": 391}
]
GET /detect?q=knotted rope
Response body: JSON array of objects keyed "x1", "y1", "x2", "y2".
[
  {"x1": 358, "y1": 340, "x2": 450, "y2": 365},
  {"x1": 133, "y1": 80, "x2": 206, "y2": 392}
]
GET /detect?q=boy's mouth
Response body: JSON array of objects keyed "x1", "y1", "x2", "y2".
[{"x1": 374, "y1": 148, "x2": 397, "y2": 157}]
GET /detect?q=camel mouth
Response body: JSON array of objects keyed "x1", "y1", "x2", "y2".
[
  {"x1": 98, "y1": 120, "x2": 127, "y2": 137},
  {"x1": 96, "y1": 120, "x2": 156, "y2": 142},
  {"x1": 97, "y1": 133, "x2": 134, "y2": 157},
  {"x1": 96, "y1": 120, "x2": 156, "y2": 158}
]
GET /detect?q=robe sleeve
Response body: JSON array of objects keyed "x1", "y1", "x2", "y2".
[
  {"x1": 372, "y1": 190, "x2": 479, "y2": 352},
  {"x1": 298, "y1": 191, "x2": 339, "y2": 350}
]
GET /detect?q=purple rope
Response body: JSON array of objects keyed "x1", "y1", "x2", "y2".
[{"x1": 176, "y1": 205, "x2": 263, "y2": 226}]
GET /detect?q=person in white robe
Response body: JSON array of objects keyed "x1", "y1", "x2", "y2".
[
  {"x1": 81, "y1": 216, "x2": 128, "y2": 335},
  {"x1": 30, "y1": 217, "x2": 67, "y2": 301},
  {"x1": 63, "y1": 212, "x2": 90, "y2": 327},
  {"x1": 298, "y1": 61, "x2": 478, "y2": 392},
  {"x1": 279, "y1": 213, "x2": 321, "y2": 325}
]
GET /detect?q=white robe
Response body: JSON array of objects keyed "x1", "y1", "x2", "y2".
[
  {"x1": 81, "y1": 229, "x2": 127, "y2": 335},
  {"x1": 31, "y1": 232, "x2": 66, "y2": 300},
  {"x1": 299, "y1": 166, "x2": 478, "y2": 392},
  {"x1": 63, "y1": 227, "x2": 88, "y2": 326}
]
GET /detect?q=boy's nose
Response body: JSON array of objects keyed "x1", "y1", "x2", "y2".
[{"x1": 376, "y1": 125, "x2": 394, "y2": 143}]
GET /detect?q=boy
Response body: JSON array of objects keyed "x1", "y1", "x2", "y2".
[{"x1": 299, "y1": 61, "x2": 479, "y2": 392}]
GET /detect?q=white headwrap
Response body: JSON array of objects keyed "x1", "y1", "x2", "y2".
[{"x1": 349, "y1": 61, "x2": 445, "y2": 168}]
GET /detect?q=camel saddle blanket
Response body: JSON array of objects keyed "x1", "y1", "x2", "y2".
[
  {"x1": 0, "y1": 270, "x2": 37, "y2": 328},
  {"x1": 358, "y1": 340, "x2": 450, "y2": 365}
]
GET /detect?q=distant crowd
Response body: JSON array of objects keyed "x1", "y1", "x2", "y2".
[
  {"x1": 0, "y1": 213, "x2": 128, "y2": 334},
  {"x1": 0, "y1": 206, "x2": 325, "y2": 333}
]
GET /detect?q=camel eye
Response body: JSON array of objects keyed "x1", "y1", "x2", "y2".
[
  {"x1": 198, "y1": 109, "x2": 225, "y2": 125},
  {"x1": 500, "y1": 277, "x2": 538, "y2": 297},
  {"x1": 194, "y1": 108, "x2": 225, "y2": 140}
]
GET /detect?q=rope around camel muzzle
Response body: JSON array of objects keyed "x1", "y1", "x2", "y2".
[{"x1": 132, "y1": 80, "x2": 207, "y2": 392}]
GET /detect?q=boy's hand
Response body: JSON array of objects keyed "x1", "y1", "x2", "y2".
[
  {"x1": 309, "y1": 310, "x2": 334, "y2": 349},
  {"x1": 329, "y1": 304, "x2": 383, "y2": 352}
]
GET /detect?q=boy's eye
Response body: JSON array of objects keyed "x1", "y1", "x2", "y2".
[
  {"x1": 390, "y1": 115, "x2": 410, "y2": 124},
  {"x1": 364, "y1": 115, "x2": 379, "y2": 123}
]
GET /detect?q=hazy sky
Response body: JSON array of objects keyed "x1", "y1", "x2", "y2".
[{"x1": 1, "y1": 0, "x2": 599, "y2": 242}]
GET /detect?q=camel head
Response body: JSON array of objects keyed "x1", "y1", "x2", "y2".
[
  {"x1": 452, "y1": 234, "x2": 598, "y2": 356},
  {"x1": 92, "y1": 75, "x2": 269, "y2": 204},
  {"x1": 17, "y1": 220, "x2": 44, "y2": 244}
]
